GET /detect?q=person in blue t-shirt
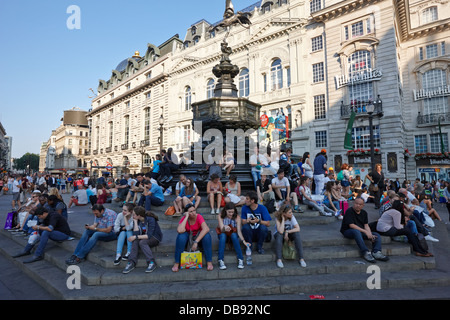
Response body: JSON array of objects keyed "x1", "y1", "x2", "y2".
[
  {"x1": 313, "y1": 149, "x2": 327, "y2": 195},
  {"x1": 241, "y1": 191, "x2": 272, "y2": 256},
  {"x1": 151, "y1": 154, "x2": 163, "y2": 180},
  {"x1": 139, "y1": 180, "x2": 165, "y2": 211}
]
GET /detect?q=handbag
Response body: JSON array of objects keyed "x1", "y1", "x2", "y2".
[
  {"x1": 417, "y1": 233, "x2": 429, "y2": 252},
  {"x1": 164, "y1": 205, "x2": 176, "y2": 216},
  {"x1": 180, "y1": 251, "x2": 202, "y2": 269},
  {"x1": 282, "y1": 240, "x2": 298, "y2": 260},
  {"x1": 216, "y1": 224, "x2": 237, "y2": 237}
]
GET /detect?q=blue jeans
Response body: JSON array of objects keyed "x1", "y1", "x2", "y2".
[
  {"x1": 174, "y1": 232, "x2": 213, "y2": 263},
  {"x1": 74, "y1": 229, "x2": 117, "y2": 259},
  {"x1": 138, "y1": 195, "x2": 164, "y2": 211},
  {"x1": 25, "y1": 230, "x2": 69, "y2": 257},
  {"x1": 242, "y1": 224, "x2": 268, "y2": 251},
  {"x1": 342, "y1": 229, "x2": 382, "y2": 255},
  {"x1": 251, "y1": 170, "x2": 261, "y2": 190},
  {"x1": 218, "y1": 233, "x2": 243, "y2": 261},
  {"x1": 116, "y1": 230, "x2": 133, "y2": 255}
]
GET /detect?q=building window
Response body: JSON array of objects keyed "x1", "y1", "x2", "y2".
[
  {"x1": 124, "y1": 115, "x2": 130, "y2": 145},
  {"x1": 270, "y1": 59, "x2": 283, "y2": 91},
  {"x1": 430, "y1": 133, "x2": 448, "y2": 153},
  {"x1": 96, "y1": 126, "x2": 100, "y2": 150},
  {"x1": 286, "y1": 67, "x2": 291, "y2": 87},
  {"x1": 146, "y1": 72, "x2": 152, "y2": 79},
  {"x1": 422, "y1": 69, "x2": 448, "y2": 115},
  {"x1": 422, "y1": 7, "x2": 438, "y2": 25},
  {"x1": 193, "y1": 35, "x2": 201, "y2": 45},
  {"x1": 191, "y1": 26, "x2": 197, "y2": 35},
  {"x1": 310, "y1": 0, "x2": 322, "y2": 13},
  {"x1": 146, "y1": 91, "x2": 152, "y2": 99},
  {"x1": 126, "y1": 83, "x2": 131, "y2": 91},
  {"x1": 144, "y1": 108, "x2": 151, "y2": 141},
  {"x1": 262, "y1": 2, "x2": 271, "y2": 13},
  {"x1": 184, "y1": 86, "x2": 192, "y2": 111},
  {"x1": 263, "y1": 74, "x2": 267, "y2": 92},
  {"x1": 239, "y1": 68, "x2": 250, "y2": 97},
  {"x1": 352, "y1": 125, "x2": 380, "y2": 149},
  {"x1": 415, "y1": 135, "x2": 428, "y2": 153},
  {"x1": 315, "y1": 130, "x2": 327, "y2": 148},
  {"x1": 108, "y1": 121, "x2": 113, "y2": 148},
  {"x1": 344, "y1": 17, "x2": 373, "y2": 41},
  {"x1": 206, "y1": 79, "x2": 215, "y2": 99},
  {"x1": 314, "y1": 94, "x2": 326, "y2": 120},
  {"x1": 183, "y1": 125, "x2": 191, "y2": 146},
  {"x1": 348, "y1": 51, "x2": 373, "y2": 105},
  {"x1": 426, "y1": 44, "x2": 438, "y2": 59},
  {"x1": 312, "y1": 62, "x2": 324, "y2": 83},
  {"x1": 143, "y1": 154, "x2": 151, "y2": 167},
  {"x1": 419, "y1": 42, "x2": 446, "y2": 60},
  {"x1": 311, "y1": 35, "x2": 323, "y2": 52}
]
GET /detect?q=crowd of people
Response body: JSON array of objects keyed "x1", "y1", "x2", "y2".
[{"x1": 2, "y1": 145, "x2": 448, "y2": 271}]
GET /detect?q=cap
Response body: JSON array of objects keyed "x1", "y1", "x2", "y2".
[
  {"x1": 321, "y1": 149, "x2": 327, "y2": 154},
  {"x1": 328, "y1": 167, "x2": 334, "y2": 171}
]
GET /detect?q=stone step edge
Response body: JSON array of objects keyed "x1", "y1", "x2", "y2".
[
  {"x1": 0, "y1": 231, "x2": 434, "y2": 288},
  {"x1": 0, "y1": 234, "x2": 445, "y2": 300}
]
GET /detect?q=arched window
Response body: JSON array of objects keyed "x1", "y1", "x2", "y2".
[
  {"x1": 184, "y1": 86, "x2": 192, "y2": 111},
  {"x1": 422, "y1": 7, "x2": 438, "y2": 25},
  {"x1": 347, "y1": 50, "x2": 373, "y2": 108},
  {"x1": 206, "y1": 79, "x2": 215, "y2": 98},
  {"x1": 239, "y1": 68, "x2": 250, "y2": 97},
  {"x1": 270, "y1": 59, "x2": 283, "y2": 91},
  {"x1": 423, "y1": 69, "x2": 448, "y2": 115}
]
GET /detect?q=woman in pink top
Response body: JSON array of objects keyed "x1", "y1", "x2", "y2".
[{"x1": 172, "y1": 203, "x2": 213, "y2": 272}]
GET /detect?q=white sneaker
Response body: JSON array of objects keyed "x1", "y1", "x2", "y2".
[
  {"x1": 425, "y1": 235, "x2": 439, "y2": 242},
  {"x1": 276, "y1": 260, "x2": 284, "y2": 268},
  {"x1": 215, "y1": 208, "x2": 220, "y2": 215},
  {"x1": 299, "y1": 259, "x2": 307, "y2": 268},
  {"x1": 211, "y1": 209, "x2": 215, "y2": 215},
  {"x1": 237, "y1": 259, "x2": 244, "y2": 269},
  {"x1": 218, "y1": 259, "x2": 227, "y2": 270}
]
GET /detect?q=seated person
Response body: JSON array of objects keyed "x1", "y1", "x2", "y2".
[
  {"x1": 206, "y1": 174, "x2": 223, "y2": 215},
  {"x1": 174, "y1": 177, "x2": 201, "y2": 214},
  {"x1": 224, "y1": 175, "x2": 246, "y2": 206},
  {"x1": 271, "y1": 169, "x2": 301, "y2": 213},
  {"x1": 68, "y1": 184, "x2": 89, "y2": 208},
  {"x1": 66, "y1": 204, "x2": 117, "y2": 265},
  {"x1": 172, "y1": 203, "x2": 213, "y2": 272},
  {"x1": 138, "y1": 180, "x2": 165, "y2": 211},
  {"x1": 12, "y1": 206, "x2": 71, "y2": 263},
  {"x1": 241, "y1": 191, "x2": 272, "y2": 256}
]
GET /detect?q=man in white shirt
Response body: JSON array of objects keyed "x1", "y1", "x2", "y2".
[
  {"x1": 68, "y1": 185, "x2": 89, "y2": 208},
  {"x1": 12, "y1": 176, "x2": 22, "y2": 209},
  {"x1": 271, "y1": 169, "x2": 301, "y2": 212}
]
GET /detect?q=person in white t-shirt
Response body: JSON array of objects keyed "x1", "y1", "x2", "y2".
[
  {"x1": 271, "y1": 169, "x2": 301, "y2": 212},
  {"x1": 68, "y1": 185, "x2": 89, "y2": 208},
  {"x1": 273, "y1": 203, "x2": 306, "y2": 268},
  {"x1": 12, "y1": 176, "x2": 22, "y2": 209}
]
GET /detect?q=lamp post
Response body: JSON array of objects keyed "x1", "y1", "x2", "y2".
[
  {"x1": 158, "y1": 114, "x2": 164, "y2": 152},
  {"x1": 366, "y1": 103, "x2": 376, "y2": 174},
  {"x1": 366, "y1": 95, "x2": 383, "y2": 175}
]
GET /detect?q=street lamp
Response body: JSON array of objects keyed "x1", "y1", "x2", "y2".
[
  {"x1": 366, "y1": 95, "x2": 383, "y2": 175},
  {"x1": 366, "y1": 103, "x2": 376, "y2": 174},
  {"x1": 158, "y1": 114, "x2": 164, "y2": 152}
]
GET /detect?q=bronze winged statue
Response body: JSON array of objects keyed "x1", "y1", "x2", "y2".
[{"x1": 209, "y1": 0, "x2": 253, "y2": 42}]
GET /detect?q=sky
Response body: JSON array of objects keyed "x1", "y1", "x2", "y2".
[{"x1": 0, "y1": 0, "x2": 254, "y2": 158}]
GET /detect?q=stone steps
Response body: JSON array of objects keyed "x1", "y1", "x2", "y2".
[{"x1": 1, "y1": 232, "x2": 447, "y2": 300}]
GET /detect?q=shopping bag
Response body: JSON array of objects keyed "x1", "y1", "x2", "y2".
[
  {"x1": 4, "y1": 211, "x2": 15, "y2": 230},
  {"x1": 339, "y1": 200, "x2": 349, "y2": 215},
  {"x1": 180, "y1": 251, "x2": 202, "y2": 269},
  {"x1": 282, "y1": 240, "x2": 297, "y2": 260},
  {"x1": 164, "y1": 206, "x2": 176, "y2": 216}
]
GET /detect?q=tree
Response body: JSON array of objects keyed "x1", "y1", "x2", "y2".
[{"x1": 13, "y1": 153, "x2": 39, "y2": 172}]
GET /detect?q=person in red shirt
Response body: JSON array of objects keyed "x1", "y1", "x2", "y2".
[{"x1": 172, "y1": 203, "x2": 213, "y2": 272}]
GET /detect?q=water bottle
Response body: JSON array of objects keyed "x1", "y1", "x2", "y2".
[{"x1": 245, "y1": 243, "x2": 252, "y2": 266}]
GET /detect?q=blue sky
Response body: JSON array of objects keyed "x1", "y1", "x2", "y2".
[{"x1": 0, "y1": 0, "x2": 253, "y2": 158}]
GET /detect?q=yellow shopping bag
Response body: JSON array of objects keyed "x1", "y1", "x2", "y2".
[{"x1": 180, "y1": 251, "x2": 202, "y2": 269}]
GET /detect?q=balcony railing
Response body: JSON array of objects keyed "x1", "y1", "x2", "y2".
[
  {"x1": 105, "y1": 147, "x2": 112, "y2": 153},
  {"x1": 417, "y1": 112, "x2": 450, "y2": 126},
  {"x1": 340, "y1": 97, "x2": 383, "y2": 119},
  {"x1": 121, "y1": 144, "x2": 129, "y2": 150},
  {"x1": 140, "y1": 139, "x2": 150, "y2": 147}
]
